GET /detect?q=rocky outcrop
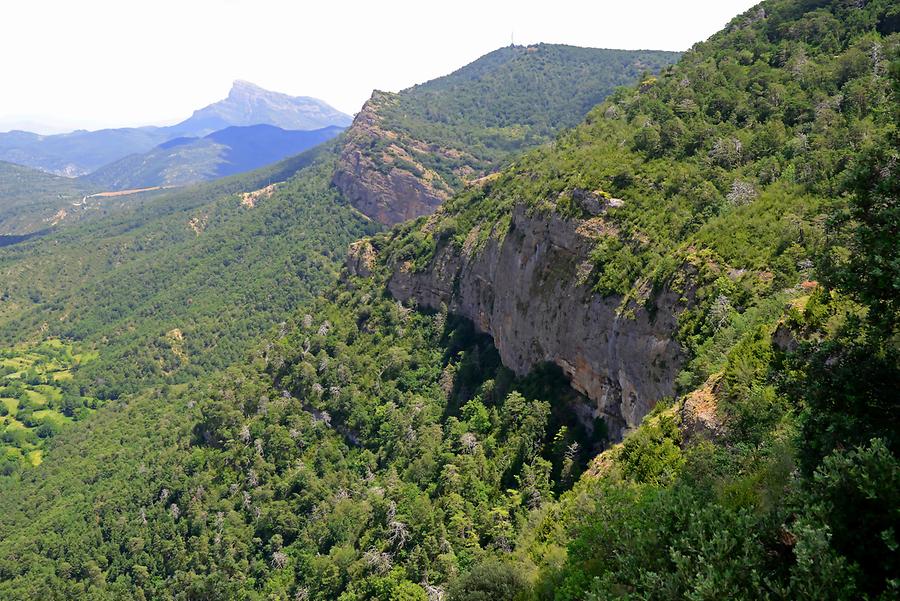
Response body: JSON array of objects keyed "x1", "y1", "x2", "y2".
[
  {"x1": 345, "y1": 240, "x2": 377, "y2": 278},
  {"x1": 377, "y1": 203, "x2": 688, "y2": 440},
  {"x1": 332, "y1": 92, "x2": 454, "y2": 226},
  {"x1": 679, "y1": 374, "x2": 726, "y2": 442}
]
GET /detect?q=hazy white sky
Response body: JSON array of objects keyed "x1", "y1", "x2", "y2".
[{"x1": 1, "y1": 0, "x2": 759, "y2": 133}]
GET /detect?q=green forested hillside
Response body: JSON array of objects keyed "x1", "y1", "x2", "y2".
[
  {"x1": 0, "y1": 143, "x2": 375, "y2": 406},
  {"x1": 386, "y1": 0, "x2": 897, "y2": 304},
  {"x1": 0, "y1": 43, "x2": 673, "y2": 416},
  {"x1": 0, "y1": 288, "x2": 601, "y2": 599},
  {"x1": 0, "y1": 340, "x2": 99, "y2": 473},
  {"x1": 334, "y1": 44, "x2": 681, "y2": 225},
  {"x1": 0, "y1": 161, "x2": 87, "y2": 236},
  {"x1": 0, "y1": 159, "x2": 192, "y2": 238},
  {"x1": 0, "y1": 1, "x2": 897, "y2": 599},
  {"x1": 354, "y1": 0, "x2": 900, "y2": 596},
  {"x1": 378, "y1": 44, "x2": 682, "y2": 185}
]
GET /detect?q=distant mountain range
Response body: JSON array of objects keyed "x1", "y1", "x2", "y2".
[
  {"x1": 181, "y1": 80, "x2": 352, "y2": 133},
  {"x1": 0, "y1": 81, "x2": 351, "y2": 176},
  {"x1": 83, "y1": 124, "x2": 345, "y2": 189}
]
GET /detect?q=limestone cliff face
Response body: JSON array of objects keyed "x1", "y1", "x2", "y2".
[
  {"x1": 332, "y1": 92, "x2": 452, "y2": 226},
  {"x1": 373, "y1": 204, "x2": 687, "y2": 439}
]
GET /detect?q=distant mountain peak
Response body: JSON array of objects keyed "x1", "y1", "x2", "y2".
[
  {"x1": 228, "y1": 79, "x2": 267, "y2": 97},
  {"x1": 224, "y1": 80, "x2": 303, "y2": 105},
  {"x1": 232, "y1": 78, "x2": 262, "y2": 89},
  {"x1": 0, "y1": 81, "x2": 351, "y2": 175},
  {"x1": 179, "y1": 81, "x2": 353, "y2": 133}
]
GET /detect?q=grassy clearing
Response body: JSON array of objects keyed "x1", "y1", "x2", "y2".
[
  {"x1": 26, "y1": 449, "x2": 42, "y2": 466},
  {"x1": 32, "y1": 409, "x2": 69, "y2": 425},
  {"x1": 1, "y1": 339, "x2": 97, "y2": 475},
  {"x1": 3, "y1": 418, "x2": 26, "y2": 431},
  {"x1": 23, "y1": 389, "x2": 48, "y2": 405},
  {"x1": 34, "y1": 385, "x2": 62, "y2": 402},
  {"x1": 0, "y1": 397, "x2": 16, "y2": 414},
  {"x1": 2, "y1": 446, "x2": 22, "y2": 461},
  {"x1": 0, "y1": 357, "x2": 30, "y2": 370},
  {"x1": 72, "y1": 351, "x2": 99, "y2": 364},
  {"x1": 52, "y1": 370, "x2": 73, "y2": 381}
]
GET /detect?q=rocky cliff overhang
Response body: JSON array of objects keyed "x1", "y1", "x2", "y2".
[{"x1": 351, "y1": 203, "x2": 689, "y2": 440}]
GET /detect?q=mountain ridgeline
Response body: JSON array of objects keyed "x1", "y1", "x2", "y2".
[
  {"x1": 0, "y1": 161, "x2": 88, "y2": 236},
  {"x1": 83, "y1": 124, "x2": 345, "y2": 190},
  {"x1": 333, "y1": 44, "x2": 681, "y2": 224},
  {"x1": 0, "y1": 81, "x2": 352, "y2": 177},
  {"x1": 0, "y1": 2, "x2": 898, "y2": 600},
  {"x1": 0, "y1": 82, "x2": 352, "y2": 236}
]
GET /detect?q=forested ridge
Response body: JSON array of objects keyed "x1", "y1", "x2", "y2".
[
  {"x1": 0, "y1": 0, "x2": 898, "y2": 599},
  {"x1": 377, "y1": 44, "x2": 682, "y2": 187},
  {"x1": 333, "y1": 45, "x2": 681, "y2": 226},
  {"x1": 0, "y1": 161, "x2": 88, "y2": 235}
]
